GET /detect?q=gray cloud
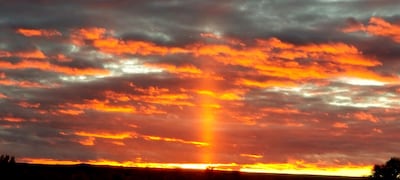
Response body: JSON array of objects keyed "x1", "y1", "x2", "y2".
[{"x1": 1, "y1": 0, "x2": 400, "y2": 174}]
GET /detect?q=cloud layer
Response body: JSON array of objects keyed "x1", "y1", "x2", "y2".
[{"x1": 1, "y1": 0, "x2": 400, "y2": 176}]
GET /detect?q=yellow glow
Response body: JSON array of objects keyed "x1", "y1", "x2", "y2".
[
  {"x1": 21, "y1": 158, "x2": 82, "y2": 165},
  {"x1": 197, "y1": 90, "x2": 216, "y2": 96},
  {"x1": 74, "y1": 131, "x2": 133, "y2": 140},
  {"x1": 240, "y1": 154, "x2": 263, "y2": 159},
  {"x1": 239, "y1": 163, "x2": 372, "y2": 177},
  {"x1": 201, "y1": 108, "x2": 214, "y2": 163},
  {"x1": 20, "y1": 158, "x2": 372, "y2": 177},
  {"x1": 196, "y1": 90, "x2": 242, "y2": 101},
  {"x1": 142, "y1": 135, "x2": 209, "y2": 147},
  {"x1": 199, "y1": 79, "x2": 217, "y2": 163},
  {"x1": 58, "y1": 109, "x2": 84, "y2": 115},
  {"x1": 78, "y1": 137, "x2": 95, "y2": 146}
]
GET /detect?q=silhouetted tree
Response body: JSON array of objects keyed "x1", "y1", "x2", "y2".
[
  {"x1": 9, "y1": 156, "x2": 15, "y2": 165},
  {"x1": 0, "y1": 154, "x2": 16, "y2": 167},
  {"x1": 370, "y1": 157, "x2": 400, "y2": 180}
]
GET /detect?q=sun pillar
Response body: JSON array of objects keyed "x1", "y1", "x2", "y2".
[
  {"x1": 201, "y1": 100, "x2": 214, "y2": 163},
  {"x1": 199, "y1": 78, "x2": 218, "y2": 164}
]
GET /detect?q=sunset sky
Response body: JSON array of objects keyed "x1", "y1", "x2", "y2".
[{"x1": 1, "y1": 0, "x2": 400, "y2": 177}]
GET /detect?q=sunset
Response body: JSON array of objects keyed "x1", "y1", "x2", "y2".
[{"x1": 1, "y1": 0, "x2": 400, "y2": 178}]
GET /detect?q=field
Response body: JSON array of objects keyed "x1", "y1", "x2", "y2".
[{"x1": 0, "y1": 163, "x2": 368, "y2": 180}]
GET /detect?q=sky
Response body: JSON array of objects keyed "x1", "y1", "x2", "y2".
[{"x1": 1, "y1": 0, "x2": 400, "y2": 177}]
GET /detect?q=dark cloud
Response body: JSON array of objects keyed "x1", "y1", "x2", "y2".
[{"x1": 1, "y1": 0, "x2": 400, "y2": 176}]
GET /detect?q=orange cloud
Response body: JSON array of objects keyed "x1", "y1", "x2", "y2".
[
  {"x1": 341, "y1": 18, "x2": 366, "y2": 33},
  {"x1": 16, "y1": 28, "x2": 62, "y2": 37},
  {"x1": 105, "y1": 87, "x2": 194, "y2": 107},
  {"x1": 189, "y1": 37, "x2": 389, "y2": 85},
  {"x1": 0, "y1": 60, "x2": 109, "y2": 76},
  {"x1": 200, "y1": 32, "x2": 221, "y2": 39},
  {"x1": 78, "y1": 137, "x2": 95, "y2": 146},
  {"x1": 18, "y1": 101, "x2": 40, "y2": 108},
  {"x1": 71, "y1": 28, "x2": 186, "y2": 55},
  {"x1": 0, "y1": 49, "x2": 46, "y2": 59},
  {"x1": 71, "y1": 27, "x2": 107, "y2": 45},
  {"x1": 75, "y1": 131, "x2": 133, "y2": 140},
  {"x1": 240, "y1": 154, "x2": 263, "y2": 159},
  {"x1": 93, "y1": 38, "x2": 187, "y2": 56},
  {"x1": 143, "y1": 135, "x2": 209, "y2": 147},
  {"x1": 57, "y1": 109, "x2": 85, "y2": 115},
  {"x1": 0, "y1": 78, "x2": 48, "y2": 88},
  {"x1": 0, "y1": 51, "x2": 11, "y2": 57},
  {"x1": 55, "y1": 54, "x2": 73, "y2": 62},
  {"x1": 342, "y1": 67, "x2": 398, "y2": 84},
  {"x1": 0, "y1": 50, "x2": 108, "y2": 84},
  {"x1": 3, "y1": 116, "x2": 24, "y2": 123},
  {"x1": 261, "y1": 107, "x2": 303, "y2": 115},
  {"x1": 65, "y1": 99, "x2": 136, "y2": 113},
  {"x1": 333, "y1": 122, "x2": 349, "y2": 129},
  {"x1": 137, "y1": 105, "x2": 167, "y2": 115},
  {"x1": 372, "y1": 128, "x2": 382, "y2": 134},
  {"x1": 353, "y1": 112, "x2": 379, "y2": 123},
  {"x1": 16, "y1": 50, "x2": 46, "y2": 59},
  {"x1": 235, "y1": 78, "x2": 296, "y2": 88},
  {"x1": 59, "y1": 90, "x2": 191, "y2": 116},
  {"x1": 196, "y1": 89, "x2": 244, "y2": 101},
  {"x1": 339, "y1": 111, "x2": 379, "y2": 123},
  {"x1": 134, "y1": 93, "x2": 194, "y2": 107},
  {"x1": 285, "y1": 122, "x2": 304, "y2": 127},
  {"x1": 145, "y1": 63, "x2": 202, "y2": 75},
  {"x1": 74, "y1": 28, "x2": 106, "y2": 40},
  {"x1": 68, "y1": 27, "x2": 396, "y2": 88},
  {"x1": 20, "y1": 158, "x2": 82, "y2": 165},
  {"x1": 17, "y1": 50, "x2": 46, "y2": 59},
  {"x1": 367, "y1": 17, "x2": 400, "y2": 43},
  {"x1": 344, "y1": 17, "x2": 400, "y2": 43},
  {"x1": 0, "y1": 93, "x2": 7, "y2": 99}
]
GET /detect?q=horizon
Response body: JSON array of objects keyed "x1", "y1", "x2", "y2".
[
  {"x1": 1, "y1": 0, "x2": 400, "y2": 178},
  {"x1": 16, "y1": 159, "x2": 372, "y2": 177}
]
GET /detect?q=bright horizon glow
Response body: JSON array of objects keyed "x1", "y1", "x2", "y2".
[{"x1": 19, "y1": 158, "x2": 372, "y2": 177}]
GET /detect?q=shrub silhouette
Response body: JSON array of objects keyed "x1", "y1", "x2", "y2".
[
  {"x1": 370, "y1": 157, "x2": 400, "y2": 180},
  {"x1": 0, "y1": 154, "x2": 15, "y2": 166}
]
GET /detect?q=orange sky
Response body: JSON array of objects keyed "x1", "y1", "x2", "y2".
[{"x1": 1, "y1": 1, "x2": 400, "y2": 177}]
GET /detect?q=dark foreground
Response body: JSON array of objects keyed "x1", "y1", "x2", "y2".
[{"x1": 0, "y1": 163, "x2": 367, "y2": 180}]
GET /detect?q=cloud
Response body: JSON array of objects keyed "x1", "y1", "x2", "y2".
[
  {"x1": 341, "y1": 17, "x2": 366, "y2": 33},
  {"x1": 367, "y1": 17, "x2": 400, "y2": 43},
  {"x1": 17, "y1": 28, "x2": 62, "y2": 37},
  {"x1": 0, "y1": 93, "x2": 7, "y2": 99},
  {"x1": 1, "y1": 0, "x2": 400, "y2": 176},
  {"x1": 343, "y1": 16, "x2": 400, "y2": 43},
  {"x1": 333, "y1": 122, "x2": 349, "y2": 129}
]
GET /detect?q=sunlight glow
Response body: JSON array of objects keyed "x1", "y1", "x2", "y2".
[
  {"x1": 103, "y1": 59, "x2": 163, "y2": 75},
  {"x1": 142, "y1": 135, "x2": 209, "y2": 147},
  {"x1": 336, "y1": 77, "x2": 386, "y2": 86},
  {"x1": 239, "y1": 165, "x2": 371, "y2": 177},
  {"x1": 20, "y1": 158, "x2": 372, "y2": 177}
]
